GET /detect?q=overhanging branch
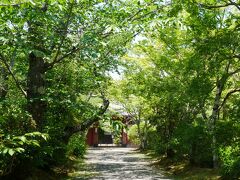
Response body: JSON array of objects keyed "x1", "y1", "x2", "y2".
[
  {"x1": 229, "y1": 0, "x2": 240, "y2": 11},
  {"x1": 219, "y1": 88, "x2": 240, "y2": 110},
  {"x1": 63, "y1": 97, "x2": 110, "y2": 141},
  {"x1": 200, "y1": 1, "x2": 240, "y2": 10},
  {"x1": 0, "y1": 53, "x2": 27, "y2": 98}
]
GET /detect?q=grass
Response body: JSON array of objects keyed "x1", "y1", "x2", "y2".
[
  {"x1": 54, "y1": 155, "x2": 100, "y2": 179},
  {"x1": 145, "y1": 151, "x2": 221, "y2": 180}
]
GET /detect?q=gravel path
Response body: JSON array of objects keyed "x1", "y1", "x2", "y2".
[{"x1": 84, "y1": 147, "x2": 171, "y2": 180}]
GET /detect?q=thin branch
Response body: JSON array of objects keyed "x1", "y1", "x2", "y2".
[
  {"x1": 131, "y1": 2, "x2": 171, "y2": 22},
  {"x1": 86, "y1": 92, "x2": 93, "y2": 102},
  {"x1": 46, "y1": 1, "x2": 161, "y2": 71},
  {"x1": 102, "y1": 30, "x2": 141, "y2": 61},
  {"x1": 45, "y1": 46, "x2": 81, "y2": 70},
  {"x1": 51, "y1": 2, "x2": 75, "y2": 67},
  {"x1": 200, "y1": 1, "x2": 239, "y2": 9},
  {"x1": 229, "y1": 0, "x2": 240, "y2": 11},
  {"x1": 225, "y1": 60, "x2": 231, "y2": 74},
  {"x1": 228, "y1": 68, "x2": 240, "y2": 76},
  {"x1": 0, "y1": 54, "x2": 27, "y2": 98},
  {"x1": 0, "y1": 3, "x2": 24, "y2": 7},
  {"x1": 120, "y1": 0, "x2": 166, "y2": 25},
  {"x1": 219, "y1": 88, "x2": 240, "y2": 110},
  {"x1": 46, "y1": 24, "x2": 123, "y2": 70}
]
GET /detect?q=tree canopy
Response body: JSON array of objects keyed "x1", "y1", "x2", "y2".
[{"x1": 1, "y1": 0, "x2": 240, "y2": 179}]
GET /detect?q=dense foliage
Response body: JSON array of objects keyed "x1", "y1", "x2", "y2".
[
  {"x1": 0, "y1": 0, "x2": 240, "y2": 179},
  {"x1": 0, "y1": 0, "x2": 160, "y2": 178},
  {"x1": 110, "y1": 0, "x2": 240, "y2": 178}
]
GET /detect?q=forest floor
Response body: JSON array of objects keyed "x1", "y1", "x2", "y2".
[
  {"x1": 66, "y1": 147, "x2": 171, "y2": 179},
  {"x1": 145, "y1": 151, "x2": 221, "y2": 180}
]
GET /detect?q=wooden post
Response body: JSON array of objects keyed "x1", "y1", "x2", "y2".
[
  {"x1": 121, "y1": 128, "x2": 128, "y2": 147},
  {"x1": 93, "y1": 127, "x2": 98, "y2": 147}
]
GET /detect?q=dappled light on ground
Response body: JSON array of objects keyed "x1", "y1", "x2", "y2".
[{"x1": 71, "y1": 147, "x2": 171, "y2": 180}]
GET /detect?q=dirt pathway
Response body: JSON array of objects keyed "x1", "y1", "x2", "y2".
[{"x1": 83, "y1": 147, "x2": 171, "y2": 180}]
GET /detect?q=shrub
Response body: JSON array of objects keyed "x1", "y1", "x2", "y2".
[
  {"x1": 147, "y1": 130, "x2": 165, "y2": 155},
  {"x1": 219, "y1": 145, "x2": 240, "y2": 179},
  {"x1": 66, "y1": 133, "x2": 86, "y2": 158},
  {"x1": 128, "y1": 124, "x2": 140, "y2": 145},
  {"x1": 0, "y1": 131, "x2": 48, "y2": 176}
]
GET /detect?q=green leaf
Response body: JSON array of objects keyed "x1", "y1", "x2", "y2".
[
  {"x1": 15, "y1": 147, "x2": 25, "y2": 153},
  {"x1": 41, "y1": 134, "x2": 48, "y2": 141},
  {"x1": 17, "y1": 141, "x2": 24, "y2": 145},
  {"x1": 29, "y1": 0, "x2": 36, "y2": 5},
  {"x1": 3, "y1": 148, "x2": 8, "y2": 154},
  {"x1": 31, "y1": 140, "x2": 40, "y2": 147},
  {"x1": 8, "y1": 149, "x2": 15, "y2": 156},
  {"x1": 19, "y1": 136, "x2": 27, "y2": 143}
]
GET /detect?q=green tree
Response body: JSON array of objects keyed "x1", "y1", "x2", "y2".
[{"x1": 0, "y1": 0, "x2": 161, "y2": 177}]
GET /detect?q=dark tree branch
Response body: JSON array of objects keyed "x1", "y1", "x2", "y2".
[
  {"x1": 225, "y1": 60, "x2": 231, "y2": 74},
  {"x1": 45, "y1": 46, "x2": 81, "y2": 70},
  {"x1": 200, "y1": 1, "x2": 240, "y2": 9},
  {"x1": 233, "y1": 54, "x2": 240, "y2": 59},
  {"x1": 228, "y1": 68, "x2": 240, "y2": 76},
  {"x1": 229, "y1": 0, "x2": 240, "y2": 10},
  {"x1": 63, "y1": 97, "x2": 110, "y2": 141},
  {"x1": 78, "y1": 98, "x2": 109, "y2": 131},
  {"x1": 0, "y1": 54, "x2": 27, "y2": 98},
  {"x1": 219, "y1": 88, "x2": 240, "y2": 110}
]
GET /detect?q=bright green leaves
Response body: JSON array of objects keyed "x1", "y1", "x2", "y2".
[
  {"x1": 111, "y1": 0, "x2": 240, "y2": 172},
  {"x1": 3, "y1": 148, "x2": 15, "y2": 156},
  {"x1": 2, "y1": 147, "x2": 24, "y2": 156},
  {"x1": 0, "y1": 131, "x2": 48, "y2": 158}
]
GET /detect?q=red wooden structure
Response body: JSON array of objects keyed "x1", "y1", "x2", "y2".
[
  {"x1": 86, "y1": 115, "x2": 131, "y2": 147},
  {"x1": 86, "y1": 126, "x2": 129, "y2": 147},
  {"x1": 121, "y1": 128, "x2": 128, "y2": 147},
  {"x1": 86, "y1": 127, "x2": 99, "y2": 147},
  {"x1": 86, "y1": 123, "x2": 99, "y2": 147}
]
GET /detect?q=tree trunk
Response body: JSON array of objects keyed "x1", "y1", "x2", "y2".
[
  {"x1": 136, "y1": 119, "x2": 145, "y2": 149},
  {"x1": 0, "y1": 66, "x2": 8, "y2": 100},
  {"x1": 142, "y1": 119, "x2": 149, "y2": 149},
  {"x1": 166, "y1": 118, "x2": 175, "y2": 158},
  {"x1": 27, "y1": 52, "x2": 46, "y2": 130},
  {"x1": 190, "y1": 141, "x2": 197, "y2": 165},
  {"x1": 210, "y1": 80, "x2": 223, "y2": 168}
]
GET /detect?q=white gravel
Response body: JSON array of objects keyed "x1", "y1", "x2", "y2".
[{"x1": 84, "y1": 147, "x2": 172, "y2": 180}]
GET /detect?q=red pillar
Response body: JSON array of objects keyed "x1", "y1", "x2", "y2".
[
  {"x1": 121, "y1": 128, "x2": 128, "y2": 147},
  {"x1": 86, "y1": 128, "x2": 94, "y2": 146},
  {"x1": 86, "y1": 126, "x2": 99, "y2": 147}
]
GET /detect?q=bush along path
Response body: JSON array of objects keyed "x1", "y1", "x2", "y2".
[{"x1": 67, "y1": 147, "x2": 171, "y2": 180}]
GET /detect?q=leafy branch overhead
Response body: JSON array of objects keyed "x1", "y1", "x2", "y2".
[{"x1": 0, "y1": 0, "x2": 240, "y2": 179}]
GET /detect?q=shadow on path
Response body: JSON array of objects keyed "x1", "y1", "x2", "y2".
[{"x1": 71, "y1": 147, "x2": 172, "y2": 180}]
